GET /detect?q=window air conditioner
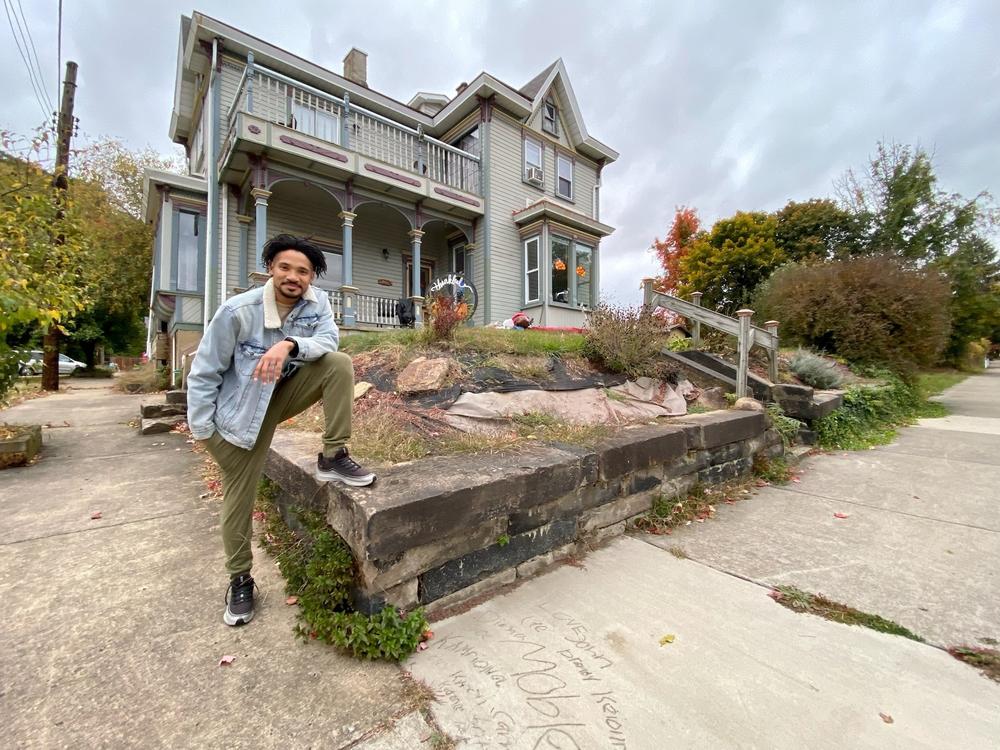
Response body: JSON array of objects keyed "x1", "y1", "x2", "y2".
[{"x1": 526, "y1": 166, "x2": 544, "y2": 185}]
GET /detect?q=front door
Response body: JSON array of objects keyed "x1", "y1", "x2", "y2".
[{"x1": 404, "y1": 259, "x2": 434, "y2": 298}]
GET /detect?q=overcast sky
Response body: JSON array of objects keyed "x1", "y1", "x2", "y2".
[{"x1": 3, "y1": 0, "x2": 998, "y2": 305}]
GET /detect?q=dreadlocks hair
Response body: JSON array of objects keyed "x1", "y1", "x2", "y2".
[{"x1": 261, "y1": 234, "x2": 327, "y2": 277}]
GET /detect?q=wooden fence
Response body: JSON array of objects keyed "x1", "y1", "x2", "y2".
[{"x1": 641, "y1": 279, "x2": 779, "y2": 398}]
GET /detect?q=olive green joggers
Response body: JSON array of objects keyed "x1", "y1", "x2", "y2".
[{"x1": 204, "y1": 351, "x2": 353, "y2": 577}]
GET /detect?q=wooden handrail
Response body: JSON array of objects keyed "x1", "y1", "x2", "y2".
[{"x1": 641, "y1": 278, "x2": 780, "y2": 396}]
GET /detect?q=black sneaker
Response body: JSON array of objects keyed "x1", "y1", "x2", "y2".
[
  {"x1": 224, "y1": 573, "x2": 255, "y2": 626},
  {"x1": 316, "y1": 448, "x2": 375, "y2": 487}
]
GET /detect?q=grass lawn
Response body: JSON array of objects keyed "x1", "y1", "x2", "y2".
[
  {"x1": 915, "y1": 369, "x2": 968, "y2": 399},
  {"x1": 340, "y1": 327, "x2": 585, "y2": 358}
]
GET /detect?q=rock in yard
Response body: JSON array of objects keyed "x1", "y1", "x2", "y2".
[
  {"x1": 396, "y1": 357, "x2": 450, "y2": 394},
  {"x1": 140, "y1": 402, "x2": 187, "y2": 419},
  {"x1": 141, "y1": 416, "x2": 185, "y2": 435},
  {"x1": 694, "y1": 387, "x2": 728, "y2": 411},
  {"x1": 733, "y1": 396, "x2": 765, "y2": 412},
  {"x1": 165, "y1": 390, "x2": 188, "y2": 406},
  {"x1": 354, "y1": 381, "x2": 373, "y2": 400}
]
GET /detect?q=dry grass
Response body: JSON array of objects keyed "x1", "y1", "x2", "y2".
[
  {"x1": 769, "y1": 586, "x2": 924, "y2": 641},
  {"x1": 114, "y1": 362, "x2": 167, "y2": 394},
  {"x1": 948, "y1": 646, "x2": 1000, "y2": 683},
  {"x1": 481, "y1": 353, "x2": 552, "y2": 381}
]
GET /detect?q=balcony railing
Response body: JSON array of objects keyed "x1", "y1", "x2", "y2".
[{"x1": 224, "y1": 63, "x2": 481, "y2": 196}]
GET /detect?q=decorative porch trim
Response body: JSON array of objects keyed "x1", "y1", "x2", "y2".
[
  {"x1": 432, "y1": 186, "x2": 481, "y2": 207},
  {"x1": 364, "y1": 163, "x2": 422, "y2": 187},
  {"x1": 278, "y1": 134, "x2": 349, "y2": 162}
]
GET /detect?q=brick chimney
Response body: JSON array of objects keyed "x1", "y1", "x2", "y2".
[{"x1": 343, "y1": 48, "x2": 368, "y2": 87}]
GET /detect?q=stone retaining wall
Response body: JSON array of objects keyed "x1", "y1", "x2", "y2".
[{"x1": 265, "y1": 409, "x2": 783, "y2": 613}]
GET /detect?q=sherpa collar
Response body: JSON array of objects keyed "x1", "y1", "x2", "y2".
[{"x1": 262, "y1": 277, "x2": 317, "y2": 329}]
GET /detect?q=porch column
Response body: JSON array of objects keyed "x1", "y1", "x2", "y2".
[
  {"x1": 464, "y1": 242, "x2": 477, "y2": 325},
  {"x1": 339, "y1": 210, "x2": 357, "y2": 327},
  {"x1": 251, "y1": 187, "x2": 271, "y2": 271},
  {"x1": 409, "y1": 228, "x2": 425, "y2": 328},
  {"x1": 236, "y1": 214, "x2": 252, "y2": 286}
]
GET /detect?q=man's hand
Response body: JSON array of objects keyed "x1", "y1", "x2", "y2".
[{"x1": 253, "y1": 340, "x2": 295, "y2": 384}]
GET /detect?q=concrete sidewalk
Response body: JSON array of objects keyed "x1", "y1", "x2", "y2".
[
  {"x1": 644, "y1": 366, "x2": 1000, "y2": 648},
  {"x1": 0, "y1": 381, "x2": 422, "y2": 748},
  {"x1": 405, "y1": 368, "x2": 1000, "y2": 748}
]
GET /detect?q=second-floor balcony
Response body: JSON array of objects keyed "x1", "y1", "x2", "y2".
[{"x1": 219, "y1": 63, "x2": 483, "y2": 216}]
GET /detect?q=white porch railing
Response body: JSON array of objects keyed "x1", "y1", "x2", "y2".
[
  {"x1": 226, "y1": 63, "x2": 482, "y2": 195},
  {"x1": 328, "y1": 290, "x2": 400, "y2": 328}
]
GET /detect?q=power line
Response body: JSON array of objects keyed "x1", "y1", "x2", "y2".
[
  {"x1": 2, "y1": 0, "x2": 50, "y2": 122},
  {"x1": 57, "y1": 0, "x2": 62, "y2": 122},
  {"x1": 14, "y1": 0, "x2": 54, "y2": 113},
  {"x1": 5, "y1": 0, "x2": 52, "y2": 114}
]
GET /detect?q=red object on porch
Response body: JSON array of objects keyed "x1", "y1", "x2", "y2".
[{"x1": 531, "y1": 326, "x2": 585, "y2": 333}]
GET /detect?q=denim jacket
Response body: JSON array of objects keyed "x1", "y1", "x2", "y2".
[{"x1": 187, "y1": 279, "x2": 339, "y2": 449}]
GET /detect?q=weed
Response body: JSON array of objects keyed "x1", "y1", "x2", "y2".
[
  {"x1": 725, "y1": 392, "x2": 737, "y2": 406},
  {"x1": 814, "y1": 371, "x2": 948, "y2": 450},
  {"x1": 948, "y1": 646, "x2": 1000, "y2": 683},
  {"x1": 666, "y1": 336, "x2": 693, "y2": 352},
  {"x1": 686, "y1": 404, "x2": 712, "y2": 414},
  {"x1": 769, "y1": 586, "x2": 924, "y2": 641},
  {"x1": 583, "y1": 304, "x2": 667, "y2": 378},
  {"x1": 668, "y1": 546, "x2": 688, "y2": 559},
  {"x1": 633, "y1": 485, "x2": 716, "y2": 534},
  {"x1": 766, "y1": 403, "x2": 803, "y2": 447},
  {"x1": 788, "y1": 349, "x2": 845, "y2": 389},
  {"x1": 256, "y1": 480, "x2": 428, "y2": 661},
  {"x1": 496, "y1": 534, "x2": 510, "y2": 547},
  {"x1": 603, "y1": 387, "x2": 628, "y2": 403},
  {"x1": 752, "y1": 454, "x2": 792, "y2": 484}
]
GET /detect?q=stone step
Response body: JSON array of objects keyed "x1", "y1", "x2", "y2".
[
  {"x1": 165, "y1": 390, "x2": 187, "y2": 406},
  {"x1": 140, "y1": 415, "x2": 186, "y2": 435},
  {"x1": 140, "y1": 402, "x2": 187, "y2": 419}
]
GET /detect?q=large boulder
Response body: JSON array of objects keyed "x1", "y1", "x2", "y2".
[
  {"x1": 693, "y1": 387, "x2": 728, "y2": 411},
  {"x1": 396, "y1": 357, "x2": 451, "y2": 394}
]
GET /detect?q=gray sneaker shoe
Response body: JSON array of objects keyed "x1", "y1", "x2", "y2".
[
  {"x1": 224, "y1": 573, "x2": 255, "y2": 626},
  {"x1": 316, "y1": 448, "x2": 375, "y2": 487}
]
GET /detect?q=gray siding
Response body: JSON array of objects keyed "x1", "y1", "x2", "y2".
[{"x1": 219, "y1": 57, "x2": 245, "y2": 121}]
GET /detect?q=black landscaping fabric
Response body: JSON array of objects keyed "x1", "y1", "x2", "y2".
[{"x1": 361, "y1": 354, "x2": 631, "y2": 410}]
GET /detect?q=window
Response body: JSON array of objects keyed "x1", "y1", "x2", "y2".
[
  {"x1": 176, "y1": 210, "x2": 201, "y2": 292},
  {"x1": 452, "y1": 244, "x2": 466, "y2": 276},
  {"x1": 557, "y1": 154, "x2": 573, "y2": 200},
  {"x1": 453, "y1": 126, "x2": 480, "y2": 157},
  {"x1": 543, "y1": 98, "x2": 558, "y2": 135},
  {"x1": 524, "y1": 137, "x2": 542, "y2": 180},
  {"x1": 291, "y1": 101, "x2": 340, "y2": 144},
  {"x1": 524, "y1": 237, "x2": 540, "y2": 303},
  {"x1": 311, "y1": 249, "x2": 344, "y2": 292},
  {"x1": 550, "y1": 235, "x2": 571, "y2": 303},
  {"x1": 575, "y1": 243, "x2": 593, "y2": 307}
]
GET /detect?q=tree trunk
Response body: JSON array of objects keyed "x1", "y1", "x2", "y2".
[
  {"x1": 82, "y1": 341, "x2": 97, "y2": 370},
  {"x1": 42, "y1": 328, "x2": 61, "y2": 391}
]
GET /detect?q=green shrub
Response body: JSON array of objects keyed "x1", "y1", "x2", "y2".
[
  {"x1": 0, "y1": 345, "x2": 20, "y2": 406},
  {"x1": 583, "y1": 304, "x2": 666, "y2": 378},
  {"x1": 257, "y1": 481, "x2": 427, "y2": 661},
  {"x1": 766, "y1": 403, "x2": 803, "y2": 446},
  {"x1": 666, "y1": 336, "x2": 693, "y2": 352},
  {"x1": 788, "y1": 349, "x2": 844, "y2": 389},
  {"x1": 813, "y1": 372, "x2": 939, "y2": 450},
  {"x1": 756, "y1": 257, "x2": 950, "y2": 375}
]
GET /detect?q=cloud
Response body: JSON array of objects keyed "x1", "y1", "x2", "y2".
[{"x1": 3, "y1": 0, "x2": 996, "y2": 306}]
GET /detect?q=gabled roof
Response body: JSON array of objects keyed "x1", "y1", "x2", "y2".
[
  {"x1": 519, "y1": 61, "x2": 559, "y2": 100},
  {"x1": 521, "y1": 59, "x2": 618, "y2": 163}
]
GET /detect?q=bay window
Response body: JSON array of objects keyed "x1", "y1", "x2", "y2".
[{"x1": 524, "y1": 237, "x2": 540, "y2": 304}]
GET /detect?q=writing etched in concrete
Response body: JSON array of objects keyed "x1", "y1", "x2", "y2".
[{"x1": 412, "y1": 603, "x2": 629, "y2": 749}]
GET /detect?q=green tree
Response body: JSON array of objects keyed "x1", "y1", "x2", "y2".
[
  {"x1": 678, "y1": 211, "x2": 785, "y2": 314},
  {"x1": 66, "y1": 139, "x2": 181, "y2": 367},
  {"x1": 774, "y1": 198, "x2": 863, "y2": 261},
  {"x1": 1, "y1": 132, "x2": 92, "y2": 401}
]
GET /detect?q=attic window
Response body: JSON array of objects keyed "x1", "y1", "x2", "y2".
[{"x1": 542, "y1": 98, "x2": 558, "y2": 135}]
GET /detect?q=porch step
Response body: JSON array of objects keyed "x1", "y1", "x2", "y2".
[
  {"x1": 140, "y1": 401, "x2": 187, "y2": 419},
  {"x1": 663, "y1": 350, "x2": 772, "y2": 401},
  {"x1": 141, "y1": 414, "x2": 186, "y2": 435}
]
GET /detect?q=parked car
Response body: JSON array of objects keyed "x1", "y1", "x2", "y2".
[
  {"x1": 15, "y1": 351, "x2": 85, "y2": 376},
  {"x1": 17, "y1": 350, "x2": 44, "y2": 376}
]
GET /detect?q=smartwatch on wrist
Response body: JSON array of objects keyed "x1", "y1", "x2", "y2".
[{"x1": 283, "y1": 337, "x2": 299, "y2": 356}]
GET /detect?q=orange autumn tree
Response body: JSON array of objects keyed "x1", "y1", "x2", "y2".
[{"x1": 652, "y1": 206, "x2": 700, "y2": 292}]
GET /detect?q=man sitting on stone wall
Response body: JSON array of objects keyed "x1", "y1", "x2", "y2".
[{"x1": 187, "y1": 234, "x2": 375, "y2": 627}]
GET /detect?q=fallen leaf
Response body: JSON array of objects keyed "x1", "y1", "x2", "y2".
[
  {"x1": 417, "y1": 642, "x2": 428, "y2": 651},
  {"x1": 659, "y1": 634, "x2": 676, "y2": 646},
  {"x1": 218, "y1": 655, "x2": 236, "y2": 666},
  {"x1": 90, "y1": 511, "x2": 102, "y2": 520},
  {"x1": 834, "y1": 512, "x2": 850, "y2": 519},
  {"x1": 285, "y1": 596, "x2": 299, "y2": 605},
  {"x1": 791, "y1": 478, "x2": 801, "y2": 483},
  {"x1": 879, "y1": 712, "x2": 894, "y2": 724}
]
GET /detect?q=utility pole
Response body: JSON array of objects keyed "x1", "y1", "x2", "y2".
[{"x1": 42, "y1": 61, "x2": 78, "y2": 392}]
